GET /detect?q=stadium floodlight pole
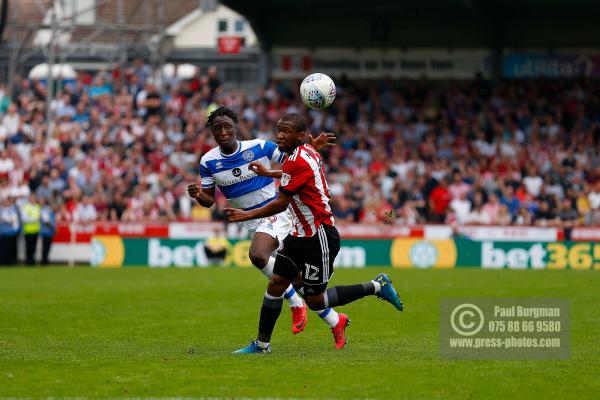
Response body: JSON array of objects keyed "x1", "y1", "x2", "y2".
[
  {"x1": 45, "y1": 0, "x2": 57, "y2": 131},
  {"x1": 6, "y1": 0, "x2": 19, "y2": 98},
  {"x1": 55, "y1": 0, "x2": 77, "y2": 96},
  {"x1": 157, "y1": 0, "x2": 166, "y2": 90}
]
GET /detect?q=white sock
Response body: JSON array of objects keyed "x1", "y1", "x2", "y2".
[
  {"x1": 284, "y1": 285, "x2": 304, "y2": 308},
  {"x1": 256, "y1": 340, "x2": 270, "y2": 349},
  {"x1": 318, "y1": 308, "x2": 340, "y2": 328},
  {"x1": 259, "y1": 257, "x2": 275, "y2": 278},
  {"x1": 371, "y1": 280, "x2": 382, "y2": 294}
]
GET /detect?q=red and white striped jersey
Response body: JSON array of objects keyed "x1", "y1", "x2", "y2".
[{"x1": 279, "y1": 143, "x2": 335, "y2": 237}]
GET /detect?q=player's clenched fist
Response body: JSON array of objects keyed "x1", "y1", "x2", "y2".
[
  {"x1": 224, "y1": 207, "x2": 250, "y2": 222},
  {"x1": 187, "y1": 183, "x2": 201, "y2": 199},
  {"x1": 249, "y1": 161, "x2": 269, "y2": 176},
  {"x1": 187, "y1": 182, "x2": 215, "y2": 207}
]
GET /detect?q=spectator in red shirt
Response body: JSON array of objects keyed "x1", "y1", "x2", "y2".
[{"x1": 429, "y1": 178, "x2": 452, "y2": 223}]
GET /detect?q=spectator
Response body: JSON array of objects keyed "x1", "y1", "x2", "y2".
[
  {"x1": 108, "y1": 191, "x2": 127, "y2": 221},
  {"x1": 0, "y1": 195, "x2": 20, "y2": 265},
  {"x1": 558, "y1": 198, "x2": 579, "y2": 240},
  {"x1": 395, "y1": 203, "x2": 419, "y2": 225},
  {"x1": 523, "y1": 166, "x2": 544, "y2": 197},
  {"x1": 54, "y1": 93, "x2": 76, "y2": 119},
  {"x1": 576, "y1": 187, "x2": 592, "y2": 224},
  {"x1": 500, "y1": 185, "x2": 521, "y2": 218},
  {"x1": 514, "y1": 207, "x2": 533, "y2": 226},
  {"x1": 449, "y1": 192, "x2": 471, "y2": 224},
  {"x1": 88, "y1": 76, "x2": 112, "y2": 99},
  {"x1": 332, "y1": 196, "x2": 355, "y2": 223},
  {"x1": 143, "y1": 81, "x2": 162, "y2": 122},
  {"x1": 588, "y1": 183, "x2": 600, "y2": 210},
  {"x1": 448, "y1": 172, "x2": 471, "y2": 200},
  {"x1": 35, "y1": 175, "x2": 53, "y2": 201},
  {"x1": 55, "y1": 202, "x2": 73, "y2": 223},
  {"x1": 206, "y1": 65, "x2": 222, "y2": 95},
  {"x1": 465, "y1": 203, "x2": 491, "y2": 225},
  {"x1": 429, "y1": 178, "x2": 452, "y2": 223},
  {"x1": 0, "y1": 149, "x2": 15, "y2": 179},
  {"x1": 534, "y1": 201, "x2": 559, "y2": 227},
  {"x1": 47, "y1": 168, "x2": 66, "y2": 196},
  {"x1": 497, "y1": 205, "x2": 512, "y2": 226},
  {"x1": 1, "y1": 103, "x2": 19, "y2": 136},
  {"x1": 482, "y1": 192, "x2": 502, "y2": 224},
  {"x1": 74, "y1": 195, "x2": 98, "y2": 222},
  {"x1": 39, "y1": 197, "x2": 56, "y2": 265},
  {"x1": 136, "y1": 80, "x2": 161, "y2": 119},
  {"x1": 132, "y1": 57, "x2": 152, "y2": 85}
]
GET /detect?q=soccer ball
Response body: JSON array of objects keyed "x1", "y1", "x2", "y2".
[{"x1": 300, "y1": 73, "x2": 336, "y2": 109}]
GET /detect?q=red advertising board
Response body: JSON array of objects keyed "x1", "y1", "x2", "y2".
[{"x1": 54, "y1": 223, "x2": 169, "y2": 243}]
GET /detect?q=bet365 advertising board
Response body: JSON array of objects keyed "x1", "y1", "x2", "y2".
[
  {"x1": 91, "y1": 235, "x2": 600, "y2": 270},
  {"x1": 90, "y1": 237, "x2": 387, "y2": 268},
  {"x1": 386, "y1": 238, "x2": 600, "y2": 269}
]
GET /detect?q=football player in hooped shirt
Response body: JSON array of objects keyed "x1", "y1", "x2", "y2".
[
  {"x1": 187, "y1": 106, "x2": 345, "y2": 345},
  {"x1": 225, "y1": 113, "x2": 404, "y2": 354}
]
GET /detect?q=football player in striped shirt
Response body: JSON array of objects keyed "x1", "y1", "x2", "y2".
[
  {"x1": 225, "y1": 112, "x2": 404, "y2": 354},
  {"x1": 187, "y1": 106, "x2": 344, "y2": 344}
]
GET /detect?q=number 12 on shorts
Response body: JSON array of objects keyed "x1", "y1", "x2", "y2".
[{"x1": 305, "y1": 263, "x2": 320, "y2": 280}]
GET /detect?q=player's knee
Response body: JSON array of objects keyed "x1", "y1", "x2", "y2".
[
  {"x1": 267, "y1": 274, "x2": 289, "y2": 296},
  {"x1": 270, "y1": 274, "x2": 288, "y2": 286},
  {"x1": 304, "y1": 295, "x2": 325, "y2": 311},
  {"x1": 249, "y1": 251, "x2": 269, "y2": 269}
]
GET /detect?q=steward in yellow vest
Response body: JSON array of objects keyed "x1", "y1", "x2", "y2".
[{"x1": 21, "y1": 194, "x2": 41, "y2": 265}]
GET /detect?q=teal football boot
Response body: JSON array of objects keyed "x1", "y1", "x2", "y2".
[
  {"x1": 373, "y1": 273, "x2": 404, "y2": 311},
  {"x1": 232, "y1": 340, "x2": 271, "y2": 354}
]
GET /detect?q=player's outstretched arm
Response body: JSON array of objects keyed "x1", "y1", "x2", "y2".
[
  {"x1": 249, "y1": 161, "x2": 282, "y2": 179},
  {"x1": 187, "y1": 183, "x2": 215, "y2": 208},
  {"x1": 224, "y1": 191, "x2": 291, "y2": 222},
  {"x1": 308, "y1": 132, "x2": 336, "y2": 152}
]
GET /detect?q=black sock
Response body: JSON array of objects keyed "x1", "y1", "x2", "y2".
[
  {"x1": 257, "y1": 294, "x2": 283, "y2": 343},
  {"x1": 325, "y1": 282, "x2": 375, "y2": 308}
]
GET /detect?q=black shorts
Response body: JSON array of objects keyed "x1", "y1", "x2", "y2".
[{"x1": 273, "y1": 223, "x2": 340, "y2": 295}]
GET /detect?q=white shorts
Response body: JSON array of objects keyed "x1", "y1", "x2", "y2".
[{"x1": 242, "y1": 210, "x2": 293, "y2": 244}]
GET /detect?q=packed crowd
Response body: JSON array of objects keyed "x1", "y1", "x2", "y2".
[{"x1": 1, "y1": 59, "x2": 600, "y2": 230}]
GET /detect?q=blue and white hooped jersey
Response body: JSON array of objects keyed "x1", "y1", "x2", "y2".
[{"x1": 199, "y1": 139, "x2": 286, "y2": 211}]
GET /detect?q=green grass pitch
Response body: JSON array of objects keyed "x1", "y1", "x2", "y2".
[{"x1": 1, "y1": 267, "x2": 599, "y2": 399}]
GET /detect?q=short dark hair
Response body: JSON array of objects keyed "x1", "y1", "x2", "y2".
[
  {"x1": 206, "y1": 106, "x2": 238, "y2": 128},
  {"x1": 279, "y1": 112, "x2": 306, "y2": 133}
]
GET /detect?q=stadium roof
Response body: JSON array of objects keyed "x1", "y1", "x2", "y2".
[{"x1": 221, "y1": 0, "x2": 600, "y2": 49}]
